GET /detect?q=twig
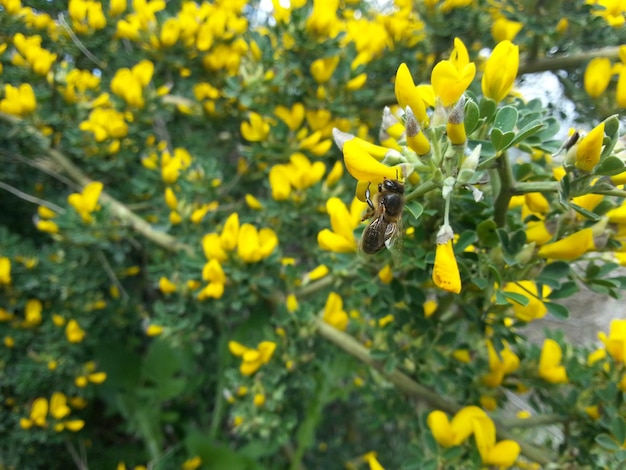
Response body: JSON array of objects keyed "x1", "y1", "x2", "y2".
[
  {"x1": 314, "y1": 317, "x2": 555, "y2": 465},
  {"x1": 64, "y1": 440, "x2": 88, "y2": 470},
  {"x1": 518, "y1": 46, "x2": 622, "y2": 75},
  {"x1": 0, "y1": 180, "x2": 66, "y2": 213},
  {"x1": 57, "y1": 13, "x2": 107, "y2": 69},
  {"x1": 96, "y1": 250, "x2": 129, "y2": 302}
]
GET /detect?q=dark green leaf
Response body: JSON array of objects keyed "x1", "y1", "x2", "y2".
[
  {"x1": 546, "y1": 281, "x2": 579, "y2": 299},
  {"x1": 611, "y1": 416, "x2": 626, "y2": 444},
  {"x1": 568, "y1": 202, "x2": 601, "y2": 221},
  {"x1": 604, "y1": 114, "x2": 620, "y2": 139},
  {"x1": 546, "y1": 302, "x2": 569, "y2": 319}
]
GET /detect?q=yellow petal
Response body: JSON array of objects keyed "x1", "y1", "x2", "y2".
[
  {"x1": 432, "y1": 241, "x2": 462, "y2": 294},
  {"x1": 427, "y1": 410, "x2": 455, "y2": 447},
  {"x1": 575, "y1": 122, "x2": 605, "y2": 172},
  {"x1": 537, "y1": 228, "x2": 594, "y2": 260},
  {"x1": 342, "y1": 139, "x2": 400, "y2": 183}
]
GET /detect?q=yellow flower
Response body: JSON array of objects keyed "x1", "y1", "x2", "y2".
[
  {"x1": 306, "y1": 0, "x2": 341, "y2": 39},
  {"x1": 341, "y1": 138, "x2": 402, "y2": 184},
  {"x1": 483, "y1": 340, "x2": 520, "y2": 387},
  {"x1": 502, "y1": 281, "x2": 550, "y2": 322},
  {"x1": 65, "y1": 319, "x2": 86, "y2": 343},
  {"x1": 160, "y1": 17, "x2": 180, "y2": 47},
  {"x1": 29, "y1": 397, "x2": 49, "y2": 427},
  {"x1": 432, "y1": 240, "x2": 461, "y2": 294},
  {"x1": 110, "y1": 61, "x2": 154, "y2": 108},
  {"x1": 241, "y1": 112, "x2": 271, "y2": 142},
  {"x1": 346, "y1": 73, "x2": 367, "y2": 91},
  {"x1": 472, "y1": 414, "x2": 521, "y2": 467},
  {"x1": 146, "y1": 324, "x2": 163, "y2": 336},
  {"x1": 181, "y1": 457, "x2": 202, "y2": 470},
  {"x1": 427, "y1": 406, "x2": 486, "y2": 448},
  {"x1": 423, "y1": 299, "x2": 438, "y2": 318},
  {"x1": 491, "y1": 17, "x2": 523, "y2": 43},
  {"x1": 49, "y1": 392, "x2": 71, "y2": 420},
  {"x1": 537, "y1": 227, "x2": 595, "y2": 260},
  {"x1": 325, "y1": 160, "x2": 344, "y2": 187},
  {"x1": 202, "y1": 233, "x2": 228, "y2": 262},
  {"x1": 269, "y1": 164, "x2": 292, "y2": 201},
  {"x1": 228, "y1": 340, "x2": 277, "y2": 376},
  {"x1": 0, "y1": 257, "x2": 11, "y2": 285},
  {"x1": 88, "y1": 371, "x2": 107, "y2": 383},
  {"x1": 0, "y1": 83, "x2": 37, "y2": 116},
  {"x1": 598, "y1": 319, "x2": 626, "y2": 363},
  {"x1": 575, "y1": 122, "x2": 605, "y2": 172},
  {"x1": 307, "y1": 264, "x2": 329, "y2": 280},
  {"x1": 584, "y1": 58, "x2": 612, "y2": 98},
  {"x1": 274, "y1": 103, "x2": 305, "y2": 131},
  {"x1": 23, "y1": 298, "x2": 43, "y2": 327},
  {"x1": 378, "y1": 264, "x2": 393, "y2": 284},
  {"x1": 431, "y1": 38, "x2": 476, "y2": 107},
  {"x1": 481, "y1": 40, "x2": 519, "y2": 102},
  {"x1": 395, "y1": 63, "x2": 428, "y2": 124},
  {"x1": 79, "y1": 108, "x2": 129, "y2": 142},
  {"x1": 159, "y1": 277, "x2": 177, "y2": 294},
  {"x1": 68, "y1": 181, "x2": 103, "y2": 223},
  {"x1": 237, "y1": 224, "x2": 278, "y2": 263},
  {"x1": 317, "y1": 197, "x2": 361, "y2": 253},
  {"x1": 286, "y1": 294, "x2": 298, "y2": 313},
  {"x1": 363, "y1": 452, "x2": 385, "y2": 470},
  {"x1": 310, "y1": 56, "x2": 340, "y2": 84},
  {"x1": 200, "y1": 259, "x2": 226, "y2": 300},
  {"x1": 220, "y1": 213, "x2": 240, "y2": 251},
  {"x1": 253, "y1": 393, "x2": 265, "y2": 407},
  {"x1": 322, "y1": 292, "x2": 349, "y2": 331},
  {"x1": 538, "y1": 339, "x2": 568, "y2": 383},
  {"x1": 245, "y1": 194, "x2": 263, "y2": 210}
]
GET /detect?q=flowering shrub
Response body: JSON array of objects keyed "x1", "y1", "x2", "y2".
[{"x1": 1, "y1": 0, "x2": 626, "y2": 468}]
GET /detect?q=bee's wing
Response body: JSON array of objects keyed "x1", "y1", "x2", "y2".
[
  {"x1": 383, "y1": 216, "x2": 403, "y2": 252},
  {"x1": 360, "y1": 215, "x2": 387, "y2": 254}
]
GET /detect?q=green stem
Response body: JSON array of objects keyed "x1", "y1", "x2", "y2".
[
  {"x1": 406, "y1": 179, "x2": 438, "y2": 202},
  {"x1": 493, "y1": 152, "x2": 516, "y2": 227},
  {"x1": 512, "y1": 181, "x2": 560, "y2": 194}
]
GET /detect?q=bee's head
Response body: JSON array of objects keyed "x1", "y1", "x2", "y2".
[{"x1": 381, "y1": 178, "x2": 405, "y2": 194}]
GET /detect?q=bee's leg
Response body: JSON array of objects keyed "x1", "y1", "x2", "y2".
[{"x1": 365, "y1": 183, "x2": 375, "y2": 211}]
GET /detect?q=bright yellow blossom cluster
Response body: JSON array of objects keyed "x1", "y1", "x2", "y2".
[
  {"x1": 11, "y1": 33, "x2": 57, "y2": 76},
  {"x1": 79, "y1": 105, "x2": 129, "y2": 143},
  {"x1": 68, "y1": 0, "x2": 107, "y2": 33},
  {"x1": 228, "y1": 340, "x2": 277, "y2": 376},
  {"x1": 427, "y1": 406, "x2": 521, "y2": 468},
  {"x1": 67, "y1": 181, "x2": 104, "y2": 223},
  {"x1": 318, "y1": 197, "x2": 367, "y2": 253},
  {"x1": 0, "y1": 83, "x2": 36, "y2": 117},
  {"x1": 20, "y1": 392, "x2": 85, "y2": 432},
  {"x1": 584, "y1": 47, "x2": 626, "y2": 106},
  {"x1": 268, "y1": 154, "x2": 326, "y2": 201}
]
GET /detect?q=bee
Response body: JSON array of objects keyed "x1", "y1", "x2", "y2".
[{"x1": 360, "y1": 178, "x2": 405, "y2": 254}]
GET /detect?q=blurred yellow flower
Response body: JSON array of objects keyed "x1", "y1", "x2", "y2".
[
  {"x1": 598, "y1": 319, "x2": 626, "y2": 363},
  {"x1": 228, "y1": 340, "x2": 276, "y2": 376},
  {"x1": 584, "y1": 58, "x2": 612, "y2": 98},
  {"x1": 322, "y1": 292, "x2": 349, "y2": 331},
  {"x1": 538, "y1": 339, "x2": 568, "y2": 383},
  {"x1": 66, "y1": 319, "x2": 86, "y2": 343},
  {"x1": 68, "y1": 181, "x2": 103, "y2": 223}
]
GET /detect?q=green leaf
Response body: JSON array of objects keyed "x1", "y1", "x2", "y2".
[
  {"x1": 595, "y1": 433, "x2": 621, "y2": 451},
  {"x1": 464, "y1": 99, "x2": 480, "y2": 134},
  {"x1": 510, "y1": 120, "x2": 544, "y2": 147},
  {"x1": 604, "y1": 114, "x2": 620, "y2": 139},
  {"x1": 546, "y1": 302, "x2": 569, "y2": 319},
  {"x1": 455, "y1": 230, "x2": 478, "y2": 252},
  {"x1": 490, "y1": 128, "x2": 515, "y2": 152},
  {"x1": 493, "y1": 106, "x2": 518, "y2": 132},
  {"x1": 477, "y1": 219, "x2": 498, "y2": 247},
  {"x1": 568, "y1": 202, "x2": 601, "y2": 221},
  {"x1": 502, "y1": 291, "x2": 529, "y2": 306},
  {"x1": 611, "y1": 416, "x2": 626, "y2": 444},
  {"x1": 479, "y1": 97, "x2": 497, "y2": 120},
  {"x1": 594, "y1": 155, "x2": 625, "y2": 176},
  {"x1": 405, "y1": 201, "x2": 424, "y2": 221},
  {"x1": 546, "y1": 281, "x2": 579, "y2": 299}
]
